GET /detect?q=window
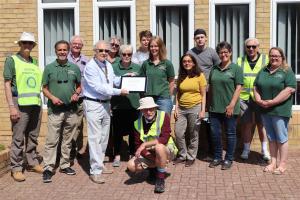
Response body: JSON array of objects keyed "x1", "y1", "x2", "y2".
[
  {"x1": 93, "y1": 0, "x2": 136, "y2": 48},
  {"x1": 38, "y1": 0, "x2": 79, "y2": 67},
  {"x1": 150, "y1": 0, "x2": 194, "y2": 75},
  {"x1": 98, "y1": 7, "x2": 130, "y2": 44},
  {"x1": 210, "y1": 0, "x2": 255, "y2": 62},
  {"x1": 272, "y1": 1, "x2": 300, "y2": 108},
  {"x1": 44, "y1": 9, "x2": 74, "y2": 65}
]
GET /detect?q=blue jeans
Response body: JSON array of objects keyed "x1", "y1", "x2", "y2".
[
  {"x1": 209, "y1": 112, "x2": 237, "y2": 161},
  {"x1": 155, "y1": 97, "x2": 173, "y2": 115},
  {"x1": 261, "y1": 114, "x2": 289, "y2": 143}
]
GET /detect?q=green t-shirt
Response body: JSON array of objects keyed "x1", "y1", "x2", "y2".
[
  {"x1": 42, "y1": 60, "x2": 81, "y2": 114},
  {"x1": 209, "y1": 63, "x2": 243, "y2": 115},
  {"x1": 254, "y1": 67, "x2": 296, "y2": 117},
  {"x1": 3, "y1": 54, "x2": 36, "y2": 96},
  {"x1": 139, "y1": 59, "x2": 175, "y2": 98},
  {"x1": 111, "y1": 61, "x2": 141, "y2": 109}
]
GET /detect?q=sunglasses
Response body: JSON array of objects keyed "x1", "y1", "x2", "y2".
[
  {"x1": 95, "y1": 49, "x2": 109, "y2": 53},
  {"x1": 57, "y1": 69, "x2": 69, "y2": 84},
  {"x1": 246, "y1": 45, "x2": 257, "y2": 49},
  {"x1": 21, "y1": 41, "x2": 34, "y2": 45},
  {"x1": 110, "y1": 43, "x2": 120, "y2": 48},
  {"x1": 122, "y1": 53, "x2": 132, "y2": 57}
]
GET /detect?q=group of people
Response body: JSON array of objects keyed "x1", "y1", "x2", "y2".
[{"x1": 3, "y1": 28, "x2": 296, "y2": 193}]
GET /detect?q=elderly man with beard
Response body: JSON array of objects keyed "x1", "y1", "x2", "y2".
[{"x1": 42, "y1": 40, "x2": 81, "y2": 183}]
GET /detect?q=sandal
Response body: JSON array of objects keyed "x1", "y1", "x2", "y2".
[
  {"x1": 263, "y1": 165, "x2": 275, "y2": 172},
  {"x1": 273, "y1": 167, "x2": 286, "y2": 175}
]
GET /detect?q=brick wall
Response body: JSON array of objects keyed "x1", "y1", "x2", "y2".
[{"x1": 0, "y1": 0, "x2": 299, "y2": 147}]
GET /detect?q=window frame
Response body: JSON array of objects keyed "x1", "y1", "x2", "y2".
[
  {"x1": 271, "y1": 0, "x2": 300, "y2": 110},
  {"x1": 209, "y1": 0, "x2": 255, "y2": 49},
  {"x1": 93, "y1": 0, "x2": 136, "y2": 51},
  {"x1": 150, "y1": 0, "x2": 195, "y2": 51},
  {"x1": 37, "y1": 0, "x2": 79, "y2": 71},
  {"x1": 37, "y1": 0, "x2": 79, "y2": 108}
]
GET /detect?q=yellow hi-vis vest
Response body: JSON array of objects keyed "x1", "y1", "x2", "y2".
[
  {"x1": 12, "y1": 55, "x2": 42, "y2": 106},
  {"x1": 237, "y1": 54, "x2": 268, "y2": 101},
  {"x1": 134, "y1": 110, "x2": 178, "y2": 155}
]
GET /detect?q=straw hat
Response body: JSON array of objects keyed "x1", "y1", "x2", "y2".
[
  {"x1": 137, "y1": 97, "x2": 159, "y2": 110},
  {"x1": 15, "y1": 32, "x2": 36, "y2": 45}
]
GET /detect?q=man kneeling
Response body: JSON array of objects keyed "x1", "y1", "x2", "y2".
[{"x1": 127, "y1": 97, "x2": 177, "y2": 193}]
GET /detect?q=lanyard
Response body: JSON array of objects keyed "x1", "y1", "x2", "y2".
[{"x1": 94, "y1": 58, "x2": 109, "y2": 84}]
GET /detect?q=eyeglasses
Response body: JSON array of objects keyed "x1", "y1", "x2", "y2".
[
  {"x1": 57, "y1": 69, "x2": 69, "y2": 84},
  {"x1": 21, "y1": 41, "x2": 34, "y2": 45},
  {"x1": 246, "y1": 45, "x2": 257, "y2": 49},
  {"x1": 218, "y1": 51, "x2": 230, "y2": 55},
  {"x1": 182, "y1": 60, "x2": 193, "y2": 64},
  {"x1": 270, "y1": 55, "x2": 282, "y2": 58},
  {"x1": 122, "y1": 53, "x2": 132, "y2": 57},
  {"x1": 72, "y1": 43, "x2": 83, "y2": 47},
  {"x1": 95, "y1": 49, "x2": 109, "y2": 53},
  {"x1": 110, "y1": 43, "x2": 120, "y2": 48}
]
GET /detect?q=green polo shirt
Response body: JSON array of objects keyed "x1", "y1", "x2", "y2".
[
  {"x1": 111, "y1": 61, "x2": 140, "y2": 109},
  {"x1": 42, "y1": 60, "x2": 81, "y2": 114},
  {"x1": 209, "y1": 63, "x2": 243, "y2": 115},
  {"x1": 3, "y1": 54, "x2": 36, "y2": 96},
  {"x1": 139, "y1": 59, "x2": 175, "y2": 98},
  {"x1": 254, "y1": 67, "x2": 296, "y2": 117}
]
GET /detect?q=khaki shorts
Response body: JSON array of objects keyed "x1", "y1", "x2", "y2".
[{"x1": 136, "y1": 145, "x2": 176, "y2": 169}]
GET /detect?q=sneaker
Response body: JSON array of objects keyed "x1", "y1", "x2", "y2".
[
  {"x1": 262, "y1": 152, "x2": 271, "y2": 161},
  {"x1": 221, "y1": 160, "x2": 233, "y2": 170},
  {"x1": 185, "y1": 159, "x2": 195, "y2": 167},
  {"x1": 112, "y1": 159, "x2": 121, "y2": 167},
  {"x1": 154, "y1": 178, "x2": 165, "y2": 193},
  {"x1": 11, "y1": 171, "x2": 25, "y2": 182},
  {"x1": 59, "y1": 167, "x2": 76, "y2": 175},
  {"x1": 43, "y1": 170, "x2": 53, "y2": 183},
  {"x1": 27, "y1": 164, "x2": 44, "y2": 174},
  {"x1": 240, "y1": 150, "x2": 250, "y2": 160},
  {"x1": 90, "y1": 174, "x2": 105, "y2": 184},
  {"x1": 173, "y1": 158, "x2": 185, "y2": 165},
  {"x1": 209, "y1": 159, "x2": 222, "y2": 168}
]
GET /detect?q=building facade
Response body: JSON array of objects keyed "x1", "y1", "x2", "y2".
[{"x1": 0, "y1": 0, "x2": 299, "y2": 146}]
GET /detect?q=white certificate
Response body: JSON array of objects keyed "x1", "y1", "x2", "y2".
[{"x1": 120, "y1": 76, "x2": 147, "y2": 92}]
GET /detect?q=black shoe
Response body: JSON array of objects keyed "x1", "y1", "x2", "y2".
[
  {"x1": 43, "y1": 170, "x2": 53, "y2": 183},
  {"x1": 221, "y1": 160, "x2": 232, "y2": 170},
  {"x1": 59, "y1": 167, "x2": 76, "y2": 175},
  {"x1": 154, "y1": 178, "x2": 165, "y2": 193},
  {"x1": 209, "y1": 159, "x2": 222, "y2": 168},
  {"x1": 185, "y1": 159, "x2": 195, "y2": 167},
  {"x1": 173, "y1": 158, "x2": 185, "y2": 165}
]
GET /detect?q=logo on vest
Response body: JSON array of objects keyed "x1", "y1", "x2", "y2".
[{"x1": 26, "y1": 76, "x2": 36, "y2": 88}]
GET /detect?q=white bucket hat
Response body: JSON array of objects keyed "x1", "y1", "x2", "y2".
[
  {"x1": 15, "y1": 32, "x2": 36, "y2": 45},
  {"x1": 137, "y1": 97, "x2": 159, "y2": 110}
]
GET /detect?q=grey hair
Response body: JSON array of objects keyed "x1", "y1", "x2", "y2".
[
  {"x1": 93, "y1": 40, "x2": 109, "y2": 50},
  {"x1": 110, "y1": 35, "x2": 123, "y2": 45},
  {"x1": 119, "y1": 44, "x2": 133, "y2": 55},
  {"x1": 244, "y1": 37, "x2": 260, "y2": 47},
  {"x1": 70, "y1": 35, "x2": 84, "y2": 45}
]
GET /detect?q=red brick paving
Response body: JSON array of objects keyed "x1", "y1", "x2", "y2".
[{"x1": 1, "y1": 150, "x2": 300, "y2": 200}]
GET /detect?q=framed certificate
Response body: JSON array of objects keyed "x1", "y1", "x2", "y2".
[{"x1": 120, "y1": 76, "x2": 147, "y2": 93}]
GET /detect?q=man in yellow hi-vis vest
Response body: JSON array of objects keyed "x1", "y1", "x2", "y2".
[
  {"x1": 237, "y1": 38, "x2": 270, "y2": 161},
  {"x1": 127, "y1": 97, "x2": 177, "y2": 193},
  {"x1": 3, "y1": 32, "x2": 43, "y2": 182}
]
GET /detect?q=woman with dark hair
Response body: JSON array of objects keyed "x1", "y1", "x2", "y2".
[
  {"x1": 139, "y1": 36, "x2": 175, "y2": 115},
  {"x1": 208, "y1": 41, "x2": 243, "y2": 170},
  {"x1": 173, "y1": 54, "x2": 207, "y2": 167},
  {"x1": 254, "y1": 47, "x2": 296, "y2": 174}
]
